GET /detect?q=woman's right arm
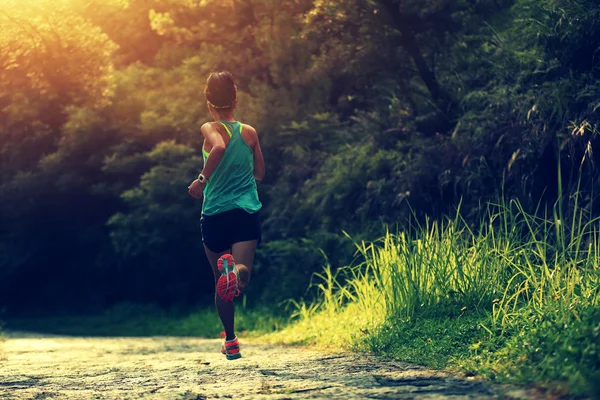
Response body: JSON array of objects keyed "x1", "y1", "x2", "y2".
[{"x1": 249, "y1": 126, "x2": 265, "y2": 181}]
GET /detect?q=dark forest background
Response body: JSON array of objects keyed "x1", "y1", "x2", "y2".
[{"x1": 1, "y1": 0, "x2": 598, "y2": 316}]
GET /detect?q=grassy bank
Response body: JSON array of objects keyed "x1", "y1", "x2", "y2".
[{"x1": 267, "y1": 198, "x2": 600, "y2": 397}]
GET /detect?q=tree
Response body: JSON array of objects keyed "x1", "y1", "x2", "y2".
[
  {"x1": 301, "y1": 0, "x2": 511, "y2": 133},
  {"x1": 0, "y1": 0, "x2": 118, "y2": 176},
  {"x1": 72, "y1": 0, "x2": 166, "y2": 66}
]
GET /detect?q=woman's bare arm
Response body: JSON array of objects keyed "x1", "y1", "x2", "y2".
[
  {"x1": 245, "y1": 125, "x2": 265, "y2": 181},
  {"x1": 200, "y1": 122, "x2": 227, "y2": 180}
]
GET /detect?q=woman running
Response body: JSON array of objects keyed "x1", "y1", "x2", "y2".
[{"x1": 188, "y1": 71, "x2": 265, "y2": 360}]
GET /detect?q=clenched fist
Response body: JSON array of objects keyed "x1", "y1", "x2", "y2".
[{"x1": 188, "y1": 179, "x2": 205, "y2": 199}]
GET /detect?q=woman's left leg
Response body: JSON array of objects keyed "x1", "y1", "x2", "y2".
[{"x1": 203, "y1": 244, "x2": 236, "y2": 340}]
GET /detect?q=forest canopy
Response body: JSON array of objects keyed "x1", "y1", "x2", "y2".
[{"x1": 0, "y1": 0, "x2": 598, "y2": 313}]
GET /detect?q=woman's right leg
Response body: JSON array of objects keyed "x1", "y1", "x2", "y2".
[{"x1": 231, "y1": 239, "x2": 259, "y2": 290}]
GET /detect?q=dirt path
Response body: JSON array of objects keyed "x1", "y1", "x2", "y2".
[{"x1": 0, "y1": 333, "x2": 546, "y2": 399}]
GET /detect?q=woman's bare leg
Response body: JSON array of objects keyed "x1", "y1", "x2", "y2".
[
  {"x1": 231, "y1": 239, "x2": 259, "y2": 290},
  {"x1": 203, "y1": 239, "x2": 259, "y2": 340},
  {"x1": 203, "y1": 245, "x2": 236, "y2": 340}
]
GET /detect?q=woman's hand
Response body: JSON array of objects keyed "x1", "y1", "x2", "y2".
[{"x1": 188, "y1": 179, "x2": 205, "y2": 199}]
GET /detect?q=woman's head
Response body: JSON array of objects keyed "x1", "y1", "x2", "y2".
[{"x1": 204, "y1": 71, "x2": 237, "y2": 117}]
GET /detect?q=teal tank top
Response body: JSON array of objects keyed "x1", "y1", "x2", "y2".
[{"x1": 202, "y1": 120, "x2": 262, "y2": 216}]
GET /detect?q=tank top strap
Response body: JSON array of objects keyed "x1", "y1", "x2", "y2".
[
  {"x1": 204, "y1": 121, "x2": 239, "y2": 161},
  {"x1": 218, "y1": 120, "x2": 242, "y2": 139},
  {"x1": 218, "y1": 121, "x2": 233, "y2": 138}
]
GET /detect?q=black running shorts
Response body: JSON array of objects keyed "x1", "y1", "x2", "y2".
[{"x1": 201, "y1": 208, "x2": 261, "y2": 253}]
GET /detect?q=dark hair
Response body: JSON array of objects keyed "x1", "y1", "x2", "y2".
[{"x1": 204, "y1": 71, "x2": 237, "y2": 110}]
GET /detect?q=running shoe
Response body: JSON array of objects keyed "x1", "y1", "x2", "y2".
[
  {"x1": 220, "y1": 331, "x2": 242, "y2": 360},
  {"x1": 216, "y1": 254, "x2": 240, "y2": 302}
]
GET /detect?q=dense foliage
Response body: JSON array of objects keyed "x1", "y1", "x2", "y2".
[{"x1": 0, "y1": 0, "x2": 598, "y2": 313}]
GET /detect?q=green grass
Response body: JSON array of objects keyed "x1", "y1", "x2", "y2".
[
  {"x1": 357, "y1": 314, "x2": 490, "y2": 369},
  {"x1": 266, "y1": 196, "x2": 600, "y2": 397},
  {"x1": 6, "y1": 301, "x2": 285, "y2": 338}
]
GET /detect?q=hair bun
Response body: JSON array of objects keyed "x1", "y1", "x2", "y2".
[{"x1": 204, "y1": 71, "x2": 237, "y2": 109}]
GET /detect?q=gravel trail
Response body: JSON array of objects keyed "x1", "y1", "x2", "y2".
[{"x1": 0, "y1": 333, "x2": 549, "y2": 399}]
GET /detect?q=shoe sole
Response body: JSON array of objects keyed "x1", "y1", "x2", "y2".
[{"x1": 217, "y1": 254, "x2": 238, "y2": 301}]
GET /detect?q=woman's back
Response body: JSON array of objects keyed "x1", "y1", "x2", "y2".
[{"x1": 202, "y1": 120, "x2": 261, "y2": 216}]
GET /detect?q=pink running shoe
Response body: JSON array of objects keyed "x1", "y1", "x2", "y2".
[
  {"x1": 220, "y1": 331, "x2": 242, "y2": 360},
  {"x1": 216, "y1": 254, "x2": 240, "y2": 302}
]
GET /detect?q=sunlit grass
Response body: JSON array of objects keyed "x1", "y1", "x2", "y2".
[{"x1": 268, "y1": 195, "x2": 600, "y2": 396}]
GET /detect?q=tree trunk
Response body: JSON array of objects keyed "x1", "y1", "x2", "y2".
[{"x1": 377, "y1": 0, "x2": 441, "y2": 101}]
